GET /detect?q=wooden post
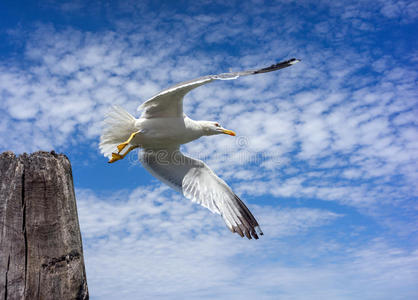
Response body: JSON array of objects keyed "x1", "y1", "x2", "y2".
[{"x1": 0, "y1": 151, "x2": 88, "y2": 300}]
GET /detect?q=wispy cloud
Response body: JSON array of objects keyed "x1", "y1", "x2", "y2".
[
  {"x1": 1, "y1": 0, "x2": 418, "y2": 298},
  {"x1": 77, "y1": 186, "x2": 417, "y2": 300}
]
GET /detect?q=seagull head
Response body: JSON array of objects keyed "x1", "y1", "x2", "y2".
[{"x1": 199, "y1": 121, "x2": 236, "y2": 136}]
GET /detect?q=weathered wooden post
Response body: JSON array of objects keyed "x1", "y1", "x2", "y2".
[{"x1": 0, "y1": 151, "x2": 88, "y2": 299}]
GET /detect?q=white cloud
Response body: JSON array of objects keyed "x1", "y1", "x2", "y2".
[
  {"x1": 1, "y1": 2, "x2": 418, "y2": 298},
  {"x1": 76, "y1": 186, "x2": 418, "y2": 300},
  {"x1": 1, "y1": 6, "x2": 415, "y2": 221}
]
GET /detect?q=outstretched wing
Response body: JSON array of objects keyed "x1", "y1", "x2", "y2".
[
  {"x1": 138, "y1": 58, "x2": 300, "y2": 118},
  {"x1": 139, "y1": 148, "x2": 263, "y2": 239}
]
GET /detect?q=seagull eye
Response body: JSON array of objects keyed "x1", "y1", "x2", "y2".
[{"x1": 215, "y1": 123, "x2": 220, "y2": 127}]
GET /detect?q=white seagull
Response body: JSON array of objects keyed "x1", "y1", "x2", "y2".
[{"x1": 99, "y1": 58, "x2": 300, "y2": 239}]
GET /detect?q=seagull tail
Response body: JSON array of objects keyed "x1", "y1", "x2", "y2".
[{"x1": 99, "y1": 106, "x2": 137, "y2": 159}]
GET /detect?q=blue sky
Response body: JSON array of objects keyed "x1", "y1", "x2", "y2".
[{"x1": 1, "y1": 0, "x2": 417, "y2": 299}]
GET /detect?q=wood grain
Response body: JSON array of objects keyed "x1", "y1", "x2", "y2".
[{"x1": 0, "y1": 151, "x2": 88, "y2": 300}]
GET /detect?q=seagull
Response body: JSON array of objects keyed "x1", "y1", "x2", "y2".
[{"x1": 99, "y1": 58, "x2": 300, "y2": 239}]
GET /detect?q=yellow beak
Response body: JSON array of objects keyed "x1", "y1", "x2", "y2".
[{"x1": 222, "y1": 129, "x2": 236, "y2": 136}]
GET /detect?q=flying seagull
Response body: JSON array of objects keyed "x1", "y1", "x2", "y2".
[{"x1": 99, "y1": 58, "x2": 300, "y2": 239}]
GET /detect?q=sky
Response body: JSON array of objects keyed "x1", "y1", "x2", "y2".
[{"x1": 1, "y1": 0, "x2": 417, "y2": 299}]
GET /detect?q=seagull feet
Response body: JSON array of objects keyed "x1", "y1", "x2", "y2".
[
  {"x1": 117, "y1": 142, "x2": 129, "y2": 153},
  {"x1": 116, "y1": 131, "x2": 141, "y2": 154},
  {"x1": 108, "y1": 145, "x2": 140, "y2": 163},
  {"x1": 108, "y1": 152, "x2": 124, "y2": 163}
]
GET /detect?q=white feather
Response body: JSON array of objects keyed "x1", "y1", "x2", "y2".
[
  {"x1": 100, "y1": 58, "x2": 300, "y2": 238},
  {"x1": 99, "y1": 106, "x2": 137, "y2": 158}
]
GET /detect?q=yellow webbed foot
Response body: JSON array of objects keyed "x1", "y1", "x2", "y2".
[
  {"x1": 117, "y1": 142, "x2": 129, "y2": 153},
  {"x1": 116, "y1": 131, "x2": 141, "y2": 153},
  {"x1": 108, "y1": 152, "x2": 124, "y2": 163}
]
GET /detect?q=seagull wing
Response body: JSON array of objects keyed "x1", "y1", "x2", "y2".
[
  {"x1": 138, "y1": 58, "x2": 300, "y2": 118},
  {"x1": 139, "y1": 148, "x2": 263, "y2": 239}
]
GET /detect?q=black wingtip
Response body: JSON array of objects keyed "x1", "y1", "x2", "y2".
[
  {"x1": 230, "y1": 195, "x2": 264, "y2": 240},
  {"x1": 232, "y1": 224, "x2": 260, "y2": 240},
  {"x1": 289, "y1": 58, "x2": 302, "y2": 64},
  {"x1": 254, "y1": 57, "x2": 301, "y2": 74}
]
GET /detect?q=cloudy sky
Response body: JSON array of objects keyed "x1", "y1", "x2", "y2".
[{"x1": 1, "y1": 0, "x2": 417, "y2": 299}]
